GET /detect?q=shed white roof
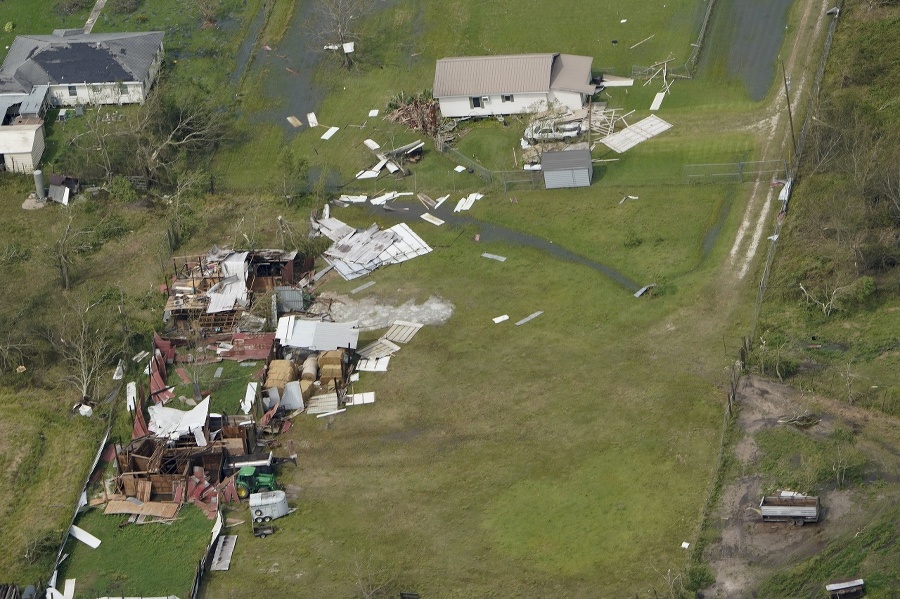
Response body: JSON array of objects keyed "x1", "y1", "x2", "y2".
[
  {"x1": 541, "y1": 149, "x2": 592, "y2": 171},
  {"x1": 0, "y1": 122, "x2": 42, "y2": 154}
]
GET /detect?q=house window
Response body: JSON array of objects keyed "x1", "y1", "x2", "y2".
[
  {"x1": 68, "y1": 85, "x2": 77, "y2": 97},
  {"x1": 501, "y1": 94, "x2": 514, "y2": 103},
  {"x1": 471, "y1": 96, "x2": 482, "y2": 109}
]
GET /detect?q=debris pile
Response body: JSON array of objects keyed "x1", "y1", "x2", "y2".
[
  {"x1": 311, "y1": 216, "x2": 432, "y2": 281},
  {"x1": 385, "y1": 92, "x2": 440, "y2": 136}
]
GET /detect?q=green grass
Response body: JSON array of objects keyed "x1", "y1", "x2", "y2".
[
  {"x1": 0, "y1": 0, "x2": 91, "y2": 55},
  {"x1": 758, "y1": 502, "x2": 900, "y2": 599},
  {"x1": 0, "y1": 392, "x2": 103, "y2": 584},
  {"x1": 58, "y1": 506, "x2": 214, "y2": 599},
  {"x1": 202, "y1": 192, "x2": 737, "y2": 596},
  {"x1": 167, "y1": 359, "x2": 260, "y2": 415}
]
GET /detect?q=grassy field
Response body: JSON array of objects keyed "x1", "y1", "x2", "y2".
[
  {"x1": 57, "y1": 506, "x2": 214, "y2": 598},
  {"x1": 3, "y1": 0, "x2": 885, "y2": 595}
]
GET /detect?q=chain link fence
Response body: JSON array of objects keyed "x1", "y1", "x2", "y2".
[{"x1": 685, "y1": 159, "x2": 788, "y2": 184}]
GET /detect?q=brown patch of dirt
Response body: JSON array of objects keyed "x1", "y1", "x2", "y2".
[{"x1": 704, "y1": 375, "x2": 867, "y2": 597}]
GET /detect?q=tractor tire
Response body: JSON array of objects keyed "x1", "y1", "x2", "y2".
[
  {"x1": 258, "y1": 486, "x2": 272, "y2": 493},
  {"x1": 237, "y1": 485, "x2": 250, "y2": 499},
  {"x1": 255, "y1": 517, "x2": 263, "y2": 523},
  {"x1": 263, "y1": 516, "x2": 272, "y2": 523},
  {"x1": 255, "y1": 509, "x2": 263, "y2": 516}
]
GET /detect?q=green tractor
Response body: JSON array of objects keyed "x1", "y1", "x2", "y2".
[{"x1": 236, "y1": 466, "x2": 278, "y2": 499}]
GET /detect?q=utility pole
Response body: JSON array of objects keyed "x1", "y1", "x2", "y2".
[{"x1": 781, "y1": 58, "x2": 797, "y2": 166}]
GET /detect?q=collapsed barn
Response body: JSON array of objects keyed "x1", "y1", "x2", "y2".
[{"x1": 164, "y1": 247, "x2": 312, "y2": 339}]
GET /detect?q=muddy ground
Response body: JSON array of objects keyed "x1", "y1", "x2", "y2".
[
  {"x1": 310, "y1": 292, "x2": 454, "y2": 331},
  {"x1": 704, "y1": 375, "x2": 899, "y2": 597}
]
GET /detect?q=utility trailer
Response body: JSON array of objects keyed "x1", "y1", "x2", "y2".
[{"x1": 759, "y1": 494, "x2": 820, "y2": 525}]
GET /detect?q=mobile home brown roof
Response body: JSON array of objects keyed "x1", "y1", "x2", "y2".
[{"x1": 434, "y1": 54, "x2": 555, "y2": 97}]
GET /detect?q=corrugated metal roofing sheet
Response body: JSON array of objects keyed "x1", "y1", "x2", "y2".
[
  {"x1": 276, "y1": 316, "x2": 359, "y2": 350},
  {"x1": 434, "y1": 54, "x2": 555, "y2": 98},
  {"x1": 306, "y1": 393, "x2": 339, "y2": 415},
  {"x1": 541, "y1": 149, "x2": 592, "y2": 171}
]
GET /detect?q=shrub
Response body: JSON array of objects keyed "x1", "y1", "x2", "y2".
[
  {"x1": 108, "y1": 0, "x2": 143, "y2": 14},
  {"x1": 57, "y1": 0, "x2": 93, "y2": 15}
]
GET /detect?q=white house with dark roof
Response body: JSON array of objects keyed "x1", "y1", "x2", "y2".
[
  {"x1": 433, "y1": 53, "x2": 596, "y2": 118},
  {"x1": 0, "y1": 29, "x2": 163, "y2": 174},
  {"x1": 0, "y1": 29, "x2": 164, "y2": 109}
]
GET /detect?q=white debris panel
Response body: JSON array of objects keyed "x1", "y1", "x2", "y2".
[
  {"x1": 315, "y1": 217, "x2": 432, "y2": 280},
  {"x1": 148, "y1": 397, "x2": 210, "y2": 443},
  {"x1": 276, "y1": 315, "x2": 360, "y2": 350},
  {"x1": 383, "y1": 320, "x2": 423, "y2": 343},
  {"x1": 206, "y1": 251, "x2": 249, "y2": 313},
  {"x1": 600, "y1": 115, "x2": 673, "y2": 153},
  {"x1": 453, "y1": 192, "x2": 484, "y2": 213}
]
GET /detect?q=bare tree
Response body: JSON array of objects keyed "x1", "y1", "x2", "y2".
[
  {"x1": 48, "y1": 209, "x2": 98, "y2": 290},
  {"x1": 351, "y1": 551, "x2": 394, "y2": 599},
  {"x1": 126, "y1": 93, "x2": 229, "y2": 184},
  {"x1": 165, "y1": 170, "x2": 207, "y2": 251},
  {"x1": 799, "y1": 282, "x2": 847, "y2": 317},
  {"x1": 316, "y1": 0, "x2": 374, "y2": 68},
  {"x1": 58, "y1": 297, "x2": 114, "y2": 402}
]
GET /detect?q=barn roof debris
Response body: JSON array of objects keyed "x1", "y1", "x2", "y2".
[
  {"x1": 312, "y1": 216, "x2": 433, "y2": 281},
  {"x1": 276, "y1": 315, "x2": 360, "y2": 351}
]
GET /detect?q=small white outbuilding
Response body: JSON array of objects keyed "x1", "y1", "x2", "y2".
[
  {"x1": 541, "y1": 149, "x2": 593, "y2": 189},
  {"x1": 0, "y1": 121, "x2": 44, "y2": 173}
]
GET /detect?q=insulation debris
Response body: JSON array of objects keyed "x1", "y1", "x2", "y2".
[
  {"x1": 320, "y1": 126, "x2": 340, "y2": 140},
  {"x1": 493, "y1": 315, "x2": 509, "y2": 323},
  {"x1": 481, "y1": 253, "x2": 507, "y2": 262}
]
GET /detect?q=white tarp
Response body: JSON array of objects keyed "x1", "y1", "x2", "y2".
[{"x1": 148, "y1": 397, "x2": 210, "y2": 442}]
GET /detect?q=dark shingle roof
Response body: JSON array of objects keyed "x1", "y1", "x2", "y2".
[{"x1": 0, "y1": 31, "x2": 164, "y2": 94}]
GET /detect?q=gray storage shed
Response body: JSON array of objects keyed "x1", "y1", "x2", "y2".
[{"x1": 541, "y1": 149, "x2": 593, "y2": 189}]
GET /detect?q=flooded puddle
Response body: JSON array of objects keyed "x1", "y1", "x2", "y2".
[
  {"x1": 700, "y1": 0, "x2": 795, "y2": 100},
  {"x1": 369, "y1": 202, "x2": 641, "y2": 293}
]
